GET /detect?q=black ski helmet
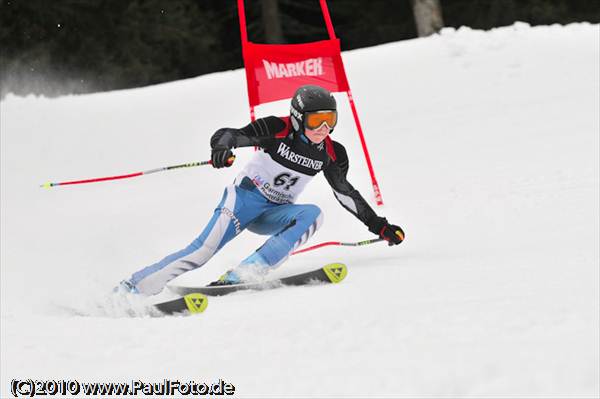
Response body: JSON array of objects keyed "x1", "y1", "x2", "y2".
[{"x1": 290, "y1": 85, "x2": 337, "y2": 133}]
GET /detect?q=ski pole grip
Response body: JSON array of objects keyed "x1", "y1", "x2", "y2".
[{"x1": 226, "y1": 156, "x2": 236, "y2": 166}]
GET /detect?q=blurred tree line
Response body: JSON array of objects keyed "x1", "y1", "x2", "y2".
[{"x1": 1, "y1": 0, "x2": 598, "y2": 97}]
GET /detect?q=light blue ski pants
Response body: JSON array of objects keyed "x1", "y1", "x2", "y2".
[{"x1": 129, "y1": 179, "x2": 323, "y2": 295}]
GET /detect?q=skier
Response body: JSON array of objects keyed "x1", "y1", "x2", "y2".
[{"x1": 119, "y1": 85, "x2": 404, "y2": 295}]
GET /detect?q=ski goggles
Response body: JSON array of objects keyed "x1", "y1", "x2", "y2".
[{"x1": 304, "y1": 110, "x2": 337, "y2": 130}]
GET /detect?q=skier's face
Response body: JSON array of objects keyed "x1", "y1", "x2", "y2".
[{"x1": 304, "y1": 124, "x2": 332, "y2": 144}]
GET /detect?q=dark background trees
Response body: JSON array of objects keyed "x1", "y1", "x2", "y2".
[{"x1": 1, "y1": 0, "x2": 598, "y2": 97}]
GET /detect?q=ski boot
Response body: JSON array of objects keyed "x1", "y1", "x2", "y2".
[
  {"x1": 207, "y1": 252, "x2": 271, "y2": 286},
  {"x1": 207, "y1": 270, "x2": 241, "y2": 286},
  {"x1": 114, "y1": 279, "x2": 139, "y2": 294}
]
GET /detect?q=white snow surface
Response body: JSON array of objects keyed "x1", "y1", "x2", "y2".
[{"x1": 1, "y1": 23, "x2": 599, "y2": 397}]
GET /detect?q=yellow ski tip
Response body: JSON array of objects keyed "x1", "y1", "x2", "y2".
[
  {"x1": 183, "y1": 293, "x2": 208, "y2": 314},
  {"x1": 323, "y1": 263, "x2": 347, "y2": 283},
  {"x1": 40, "y1": 182, "x2": 53, "y2": 189}
]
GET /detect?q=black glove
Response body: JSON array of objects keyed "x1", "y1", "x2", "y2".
[
  {"x1": 368, "y1": 216, "x2": 405, "y2": 246},
  {"x1": 211, "y1": 146, "x2": 234, "y2": 168}
]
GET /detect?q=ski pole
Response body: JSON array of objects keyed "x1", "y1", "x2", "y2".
[
  {"x1": 40, "y1": 157, "x2": 235, "y2": 188},
  {"x1": 291, "y1": 238, "x2": 384, "y2": 256}
]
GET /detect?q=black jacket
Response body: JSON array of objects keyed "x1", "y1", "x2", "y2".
[{"x1": 211, "y1": 116, "x2": 381, "y2": 231}]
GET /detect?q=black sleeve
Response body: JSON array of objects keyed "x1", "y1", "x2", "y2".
[
  {"x1": 210, "y1": 116, "x2": 286, "y2": 150},
  {"x1": 323, "y1": 141, "x2": 380, "y2": 229}
]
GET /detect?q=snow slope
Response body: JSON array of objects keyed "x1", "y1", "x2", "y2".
[{"x1": 1, "y1": 23, "x2": 599, "y2": 397}]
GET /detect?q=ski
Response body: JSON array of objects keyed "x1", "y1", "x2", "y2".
[
  {"x1": 153, "y1": 292, "x2": 209, "y2": 315},
  {"x1": 168, "y1": 263, "x2": 347, "y2": 297}
]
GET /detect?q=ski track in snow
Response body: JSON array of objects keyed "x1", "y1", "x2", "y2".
[{"x1": 1, "y1": 23, "x2": 599, "y2": 397}]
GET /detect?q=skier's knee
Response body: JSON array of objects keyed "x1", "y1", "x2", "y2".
[
  {"x1": 302, "y1": 204, "x2": 322, "y2": 224},
  {"x1": 294, "y1": 205, "x2": 323, "y2": 237}
]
